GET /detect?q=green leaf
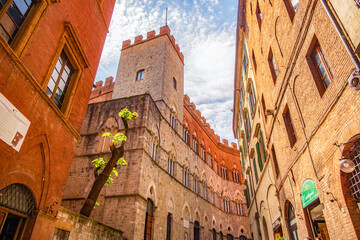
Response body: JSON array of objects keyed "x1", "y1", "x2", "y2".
[
  {"x1": 113, "y1": 169, "x2": 118, "y2": 176},
  {"x1": 102, "y1": 132, "x2": 111, "y2": 138},
  {"x1": 117, "y1": 158, "x2": 128, "y2": 166}
]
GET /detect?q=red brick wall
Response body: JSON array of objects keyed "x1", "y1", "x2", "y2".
[{"x1": 0, "y1": 1, "x2": 115, "y2": 239}]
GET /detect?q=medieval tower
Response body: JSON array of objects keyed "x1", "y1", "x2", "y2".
[{"x1": 62, "y1": 26, "x2": 250, "y2": 240}]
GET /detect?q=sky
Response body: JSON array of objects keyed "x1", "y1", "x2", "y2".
[{"x1": 95, "y1": 0, "x2": 239, "y2": 144}]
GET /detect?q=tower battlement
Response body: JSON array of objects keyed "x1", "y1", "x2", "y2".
[
  {"x1": 121, "y1": 25, "x2": 184, "y2": 63},
  {"x1": 184, "y1": 94, "x2": 238, "y2": 151}
]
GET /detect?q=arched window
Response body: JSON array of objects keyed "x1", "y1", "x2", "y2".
[
  {"x1": 346, "y1": 140, "x2": 360, "y2": 201},
  {"x1": 136, "y1": 69, "x2": 145, "y2": 80},
  {"x1": 194, "y1": 221, "x2": 200, "y2": 240},
  {"x1": 150, "y1": 136, "x2": 158, "y2": 161},
  {"x1": 287, "y1": 201, "x2": 299, "y2": 240},
  {"x1": 183, "y1": 167, "x2": 190, "y2": 188},
  {"x1": 212, "y1": 228, "x2": 217, "y2": 240},
  {"x1": 262, "y1": 217, "x2": 270, "y2": 240},
  {"x1": 168, "y1": 155, "x2": 175, "y2": 176},
  {"x1": 144, "y1": 199, "x2": 154, "y2": 240},
  {"x1": 0, "y1": 184, "x2": 36, "y2": 239},
  {"x1": 226, "y1": 234, "x2": 234, "y2": 240}
]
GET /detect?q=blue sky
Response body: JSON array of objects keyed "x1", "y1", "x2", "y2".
[{"x1": 95, "y1": 0, "x2": 238, "y2": 144}]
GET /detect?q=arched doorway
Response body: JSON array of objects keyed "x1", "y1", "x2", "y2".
[
  {"x1": 262, "y1": 216, "x2": 270, "y2": 240},
  {"x1": 301, "y1": 180, "x2": 329, "y2": 239},
  {"x1": 144, "y1": 199, "x2": 154, "y2": 240},
  {"x1": 0, "y1": 184, "x2": 36, "y2": 239},
  {"x1": 341, "y1": 136, "x2": 360, "y2": 238},
  {"x1": 286, "y1": 201, "x2": 299, "y2": 240},
  {"x1": 239, "y1": 236, "x2": 247, "y2": 240},
  {"x1": 194, "y1": 221, "x2": 200, "y2": 240}
]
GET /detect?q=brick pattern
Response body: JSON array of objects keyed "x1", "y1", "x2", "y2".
[{"x1": 236, "y1": 0, "x2": 360, "y2": 239}]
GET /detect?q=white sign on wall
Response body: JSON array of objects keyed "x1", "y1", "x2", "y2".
[
  {"x1": 0, "y1": 93, "x2": 30, "y2": 152},
  {"x1": 183, "y1": 219, "x2": 189, "y2": 228}
]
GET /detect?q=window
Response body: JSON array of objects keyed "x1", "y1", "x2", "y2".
[
  {"x1": 183, "y1": 167, "x2": 190, "y2": 188},
  {"x1": 150, "y1": 138, "x2": 157, "y2": 161},
  {"x1": 166, "y1": 213, "x2": 172, "y2": 240},
  {"x1": 259, "y1": 130, "x2": 267, "y2": 162},
  {"x1": 192, "y1": 138, "x2": 198, "y2": 153},
  {"x1": 252, "y1": 50, "x2": 257, "y2": 73},
  {"x1": 214, "y1": 161, "x2": 218, "y2": 173},
  {"x1": 193, "y1": 177, "x2": 200, "y2": 194},
  {"x1": 53, "y1": 228, "x2": 70, "y2": 240},
  {"x1": 261, "y1": 94, "x2": 267, "y2": 121},
  {"x1": 283, "y1": 0, "x2": 299, "y2": 21},
  {"x1": 271, "y1": 145, "x2": 280, "y2": 177},
  {"x1": 256, "y1": 1, "x2": 262, "y2": 29},
  {"x1": 283, "y1": 105, "x2": 297, "y2": 147},
  {"x1": 307, "y1": 39, "x2": 333, "y2": 96},
  {"x1": 203, "y1": 183, "x2": 208, "y2": 200},
  {"x1": 173, "y1": 77, "x2": 177, "y2": 90},
  {"x1": 144, "y1": 199, "x2": 154, "y2": 240},
  {"x1": 346, "y1": 140, "x2": 360, "y2": 201},
  {"x1": 249, "y1": 81, "x2": 256, "y2": 118},
  {"x1": 46, "y1": 51, "x2": 75, "y2": 110},
  {"x1": 221, "y1": 167, "x2": 228, "y2": 180},
  {"x1": 235, "y1": 202, "x2": 244, "y2": 215},
  {"x1": 210, "y1": 191, "x2": 215, "y2": 204},
  {"x1": 244, "y1": 111, "x2": 251, "y2": 141},
  {"x1": 170, "y1": 113, "x2": 176, "y2": 129},
  {"x1": 201, "y1": 147, "x2": 205, "y2": 160},
  {"x1": 245, "y1": 184, "x2": 250, "y2": 208},
  {"x1": 223, "y1": 199, "x2": 231, "y2": 213},
  {"x1": 168, "y1": 157, "x2": 175, "y2": 176},
  {"x1": 183, "y1": 129, "x2": 189, "y2": 143},
  {"x1": 136, "y1": 69, "x2": 144, "y2": 80},
  {"x1": 256, "y1": 142, "x2": 264, "y2": 172},
  {"x1": 253, "y1": 158, "x2": 259, "y2": 183},
  {"x1": 194, "y1": 221, "x2": 200, "y2": 240},
  {"x1": 0, "y1": 0, "x2": 35, "y2": 44},
  {"x1": 208, "y1": 155, "x2": 212, "y2": 167},
  {"x1": 268, "y1": 48, "x2": 278, "y2": 83},
  {"x1": 232, "y1": 171, "x2": 239, "y2": 183},
  {"x1": 212, "y1": 229, "x2": 217, "y2": 240}
]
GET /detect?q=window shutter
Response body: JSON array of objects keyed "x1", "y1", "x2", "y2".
[{"x1": 256, "y1": 142, "x2": 263, "y2": 171}]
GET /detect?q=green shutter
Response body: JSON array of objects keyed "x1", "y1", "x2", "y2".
[
  {"x1": 256, "y1": 142, "x2": 263, "y2": 171},
  {"x1": 260, "y1": 130, "x2": 267, "y2": 161},
  {"x1": 253, "y1": 158, "x2": 258, "y2": 183}
]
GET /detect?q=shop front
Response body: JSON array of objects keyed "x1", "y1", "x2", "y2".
[{"x1": 301, "y1": 180, "x2": 329, "y2": 240}]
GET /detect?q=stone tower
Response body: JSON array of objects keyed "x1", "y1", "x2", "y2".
[
  {"x1": 62, "y1": 25, "x2": 250, "y2": 240},
  {"x1": 112, "y1": 25, "x2": 185, "y2": 121}
]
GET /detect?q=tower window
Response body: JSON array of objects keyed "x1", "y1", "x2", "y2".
[
  {"x1": 307, "y1": 38, "x2": 333, "y2": 97},
  {"x1": 0, "y1": 0, "x2": 35, "y2": 44},
  {"x1": 46, "y1": 50, "x2": 75, "y2": 110},
  {"x1": 173, "y1": 77, "x2": 177, "y2": 90},
  {"x1": 136, "y1": 69, "x2": 145, "y2": 80},
  {"x1": 168, "y1": 157, "x2": 175, "y2": 176}
]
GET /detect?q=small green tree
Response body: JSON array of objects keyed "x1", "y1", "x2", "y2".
[{"x1": 80, "y1": 108, "x2": 138, "y2": 217}]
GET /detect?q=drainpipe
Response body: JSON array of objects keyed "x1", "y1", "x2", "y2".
[{"x1": 320, "y1": 0, "x2": 360, "y2": 71}]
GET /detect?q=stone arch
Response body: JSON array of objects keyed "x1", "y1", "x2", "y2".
[
  {"x1": 194, "y1": 208, "x2": 201, "y2": 224},
  {"x1": 236, "y1": 225, "x2": 248, "y2": 238},
  {"x1": 182, "y1": 202, "x2": 191, "y2": 221},
  {"x1": 212, "y1": 215, "x2": 217, "y2": 228},
  {"x1": 203, "y1": 214, "x2": 209, "y2": 230},
  {"x1": 166, "y1": 191, "x2": 175, "y2": 213},
  {"x1": 338, "y1": 130, "x2": 360, "y2": 238},
  {"x1": 145, "y1": 182, "x2": 158, "y2": 207},
  {"x1": 275, "y1": 16, "x2": 283, "y2": 57},
  {"x1": 184, "y1": 158, "x2": 190, "y2": 169},
  {"x1": 259, "y1": 200, "x2": 266, "y2": 216},
  {"x1": 2, "y1": 134, "x2": 51, "y2": 209},
  {"x1": 201, "y1": 172, "x2": 207, "y2": 182},
  {"x1": 99, "y1": 115, "x2": 119, "y2": 131},
  {"x1": 194, "y1": 165, "x2": 200, "y2": 177}
]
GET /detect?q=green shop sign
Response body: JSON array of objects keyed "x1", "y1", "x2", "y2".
[{"x1": 301, "y1": 179, "x2": 319, "y2": 208}]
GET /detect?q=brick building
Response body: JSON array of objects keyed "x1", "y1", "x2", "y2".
[
  {"x1": 232, "y1": 0, "x2": 360, "y2": 239},
  {"x1": 62, "y1": 26, "x2": 251, "y2": 240},
  {"x1": 0, "y1": 0, "x2": 115, "y2": 239}
]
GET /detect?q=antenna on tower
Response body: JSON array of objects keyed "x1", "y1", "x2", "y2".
[{"x1": 165, "y1": 7, "x2": 168, "y2": 26}]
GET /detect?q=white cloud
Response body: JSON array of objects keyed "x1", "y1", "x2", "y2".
[{"x1": 96, "y1": 0, "x2": 238, "y2": 144}]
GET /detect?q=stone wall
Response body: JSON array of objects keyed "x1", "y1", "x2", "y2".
[{"x1": 54, "y1": 207, "x2": 123, "y2": 240}]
